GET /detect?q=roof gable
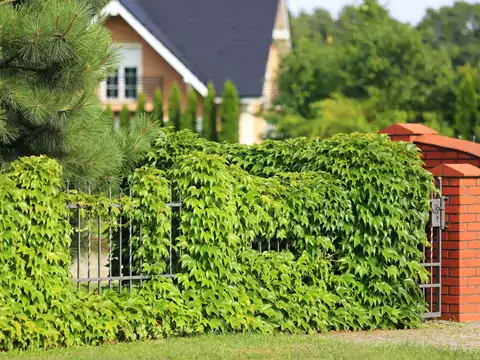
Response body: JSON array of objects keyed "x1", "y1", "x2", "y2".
[{"x1": 116, "y1": 0, "x2": 279, "y2": 98}]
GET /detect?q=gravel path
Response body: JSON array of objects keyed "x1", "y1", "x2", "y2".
[{"x1": 326, "y1": 321, "x2": 480, "y2": 350}]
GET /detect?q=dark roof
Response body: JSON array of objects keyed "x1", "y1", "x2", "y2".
[{"x1": 119, "y1": 0, "x2": 279, "y2": 98}]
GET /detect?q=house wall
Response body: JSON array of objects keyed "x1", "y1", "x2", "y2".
[{"x1": 104, "y1": 16, "x2": 189, "y2": 113}]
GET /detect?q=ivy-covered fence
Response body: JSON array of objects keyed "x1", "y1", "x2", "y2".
[{"x1": 0, "y1": 129, "x2": 435, "y2": 351}]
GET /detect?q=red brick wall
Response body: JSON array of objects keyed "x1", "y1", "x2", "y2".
[
  {"x1": 431, "y1": 166, "x2": 480, "y2": 322},
  {"x1": 418, "y1": 145, "x2": 480, "y2": 171},
  {"x1": 380, "y1": 124, "x2": 480, "y2": 322}
]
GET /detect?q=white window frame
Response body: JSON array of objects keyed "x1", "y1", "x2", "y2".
[{"x1": 99, "y1": 43, "x2": 143, "y2": 103}]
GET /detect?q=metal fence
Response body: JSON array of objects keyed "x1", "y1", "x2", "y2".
[
  {"x1": 66, "y1": 181, "x2": 181, "y2": 294},
  {"x1": 421, "y1": 177, "x2": 446, "y2": 319}
]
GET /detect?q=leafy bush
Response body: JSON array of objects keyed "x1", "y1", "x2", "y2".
[{"x1": 0, "y1": 128, "x2": 433, "y2": 351}]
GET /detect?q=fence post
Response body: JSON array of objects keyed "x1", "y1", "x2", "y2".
[{"x1": 431, "y1": 164, "x2": 480, "y2": 322}]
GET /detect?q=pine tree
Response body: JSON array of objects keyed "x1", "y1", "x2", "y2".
[
  {"x1": 220, "y1": 81, "x2": 240, "y2": 143},
  {"x1": 181, "y1": 89, "x2": 198, "y2": 132},
  {"x1": 0, "y1": 0, "x2": 157, "y2": 181},
  {"x1": 119, "y1": 105, "x2": 131, "y2": 132},
  {"x1": 152, "y1": 88, "x2": 164, "y2": 127},
  {"x1": 202, "y1": 82, "x2": 218, "y2": 141},
  {"x1": 455, "y1": 65, "x2": 479, "y2": 140},
  {"x1": 168, "y1": 84, "x2": 182, "y2": 131}
]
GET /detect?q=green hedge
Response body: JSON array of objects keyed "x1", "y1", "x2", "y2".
[{"x1": 0, "y1": 128, "x2": 434, "y2": 351}]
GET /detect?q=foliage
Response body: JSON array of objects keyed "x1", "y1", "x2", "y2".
[
  {"x1": 277, "y1": 38, "x2": 342, "y2": 118},
  {"x1": 181, "y1": 90, "x2": 198, "y2": 132},
  {"x1": 119, "y1": 105, "x2": 131, "y2": 132},
  {"x1": 1, "y1": 129, "x2": 433, "y2": 350},
  {"x1": 136, "y1": 93, "x2": 147, "y2": 117},
  {"x1": 152, "y1": 88, "x2": 164, "y2": 127},
  {"x1": 274, "y1": 0, "x2": 458, "y2": 139},
  {"x1": 0, "y1": 0, "x2": 120, "y2": 179},
  {"x1": 202, "y1": 82, "x2": 218, "y2": 141},
  {"x1": 168, "y1": 85, "x2": 182, "y2": 131},
  {"x1": 417, "y1": 2, "x2": 480, "y2": 67},
  {"x1": 455, "y1": 64, "x2": 479, "y2": 140},
  {"x1": 220, "y1": 81, "x2": 240, "y2": 143}
]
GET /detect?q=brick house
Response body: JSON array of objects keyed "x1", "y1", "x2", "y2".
[{"x1": 98, "y1": 0, "x2": 292, "y2": 144}]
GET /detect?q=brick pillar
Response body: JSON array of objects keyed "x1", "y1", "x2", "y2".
[{"x1": 431, "y1": 164, "x2": 480, "y2": 322}]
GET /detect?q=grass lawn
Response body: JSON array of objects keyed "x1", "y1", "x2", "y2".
[{"x1": 2, "y1": 334, "x2": 480, "y2": 360}]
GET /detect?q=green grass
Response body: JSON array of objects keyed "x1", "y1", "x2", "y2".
[{"x1": 2, "y1": 334, "x2": 480, "y2": 360}]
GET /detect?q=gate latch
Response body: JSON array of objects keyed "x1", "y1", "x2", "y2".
[{"x1": 430, "y1": 196, "x2": 446, "y2": 229}]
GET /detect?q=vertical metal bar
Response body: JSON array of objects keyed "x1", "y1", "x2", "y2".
[
  {"x1": 129, "y1": 183, "x2": 133, "y2": 293},
  {"x1": 108, "y1": 180, "x2": 113, "y2": 290},
  {"x1": 259, "y1": 240, "x2": 262, "y2": 253},
  {"x1": 277, "y1": 239, "x2": 280, "y2": 252},
  {"x1": 268, "y1": 239, "x2": 271, "y2": 251},
  {"x1": 87, "y1": 181, "x2": 91, "y2": 292},
  {"x1": 119, "y1": 189, "x2": 123, "y2": 294},
  {"x1": 77, "y1": 206, "x2": 81, "y2": 291},
  {"x1": 98, "y1": 214, "x2": 102, "y2": 294}
]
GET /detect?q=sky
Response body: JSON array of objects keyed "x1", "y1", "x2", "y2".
[{"x1": 288, "y1": 0, "x2": 478, "y2": 24}]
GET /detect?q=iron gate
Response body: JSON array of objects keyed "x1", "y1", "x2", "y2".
[{"x1": 421, "y1": 177, "x2": 446, "y2": 319}]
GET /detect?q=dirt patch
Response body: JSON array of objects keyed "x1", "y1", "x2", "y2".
[{"x1": 325, "y1": 321, "x2": 480, "y2": 350}]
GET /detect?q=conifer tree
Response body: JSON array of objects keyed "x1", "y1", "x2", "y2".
[
  {"x1": 135, "y1": 92, "x2": 146, "y2": 114},
  {"x1": 168, "y1": 84, "x2": 182, "y2": 131},
  {"x1": 119, "y1": 105, "x2": 131, "y2": 132},
  {"x1": 0, "y1": 0, "x2": 159, "y2": 181},
  {"x1": 220, "y1": 81, "x2": 240, "y2": 143},
  {"x1": 152, "y1": 88, "x2": 164, "y2": 127},
  {"x1": 202, "y1": 82, "x2": 218, "y2": 141},
  {"x1": 181, "y1": 89, "x2": 198, "y2": 132},
  {"x1": 455, "y1": 65, "x2": 479, "y2": 140}
]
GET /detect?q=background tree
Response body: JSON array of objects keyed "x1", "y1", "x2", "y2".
[
  {"x1": 220, "y1": 81, "x2": 240, "y2": 143},
  {"x1": 168, "y1": 84, "x2": 182, "y2": 131},
  {"x1": 152, "y1": 88, "x2": 164, "y2": 127},
  {"x1": 455, "y1": 64, "x2": 479, "y2": 139},
  {"x1": 202, "y1": 82, "x2": 218, "y2": 141},
  {"x1": 417, "y1": 2, "x2": 480, "y2": 67},
  {"x1": 270, "y1": 0, "x2": 458, "y2": 139},
  {"x1": 119, "y1": 105, "x2": 131, "y2": 132},
  {"x1": 181, "y1": 89, "x2": 198, "y2": 132}
]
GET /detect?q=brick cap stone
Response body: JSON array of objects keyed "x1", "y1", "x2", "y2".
[
  {"x1": 379, "y1": 123, "x2": 438, "y2": 136},
  {"x1": 415, "y1": 135, "x2": 480, "y2": 159},
  {"x1": 431, "y1": 164, "x2": 480, "y2": 178}
]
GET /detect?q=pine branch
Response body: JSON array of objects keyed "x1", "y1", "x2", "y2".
[{"x1": 56, "y1": 13, "x2": 79, "y2": 40}]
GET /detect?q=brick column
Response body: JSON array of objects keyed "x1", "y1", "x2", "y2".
[{"x1": 431, "y1": 164, "x2": 480, "y2": 322}]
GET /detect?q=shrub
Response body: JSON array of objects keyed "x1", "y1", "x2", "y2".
[
  {"x1": 220, "y1": 81, "x2": 240, "y2": 143},
  {"x1": 119, "y1": 105, "x2": 131, "y2": 132},
  {"x1": 202, "y1": 82, "x2": 218, "y2": 141},
  {"x1": 168, "y1": 85, "x2": 182, "y2": 131},
  {"x1": 136, "y1": 92, "x2": 147, "y2": 117},
  {"x1": 152, "y1": 88, "x2": 165, "y2": 127},
  {"x1": 181, "y1": 90, "x2": 198, "y2": 132},
  {"x1": 0, "y1": 129, "x2": 433, "y2": 351}
]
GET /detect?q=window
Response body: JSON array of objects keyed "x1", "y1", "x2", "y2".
[
  {"x1": 106, "y1": 70, "x2": 119, "y2": 99},
  {"x1": 124, "y1": 67, "x2": 138, "y2": 99}
]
